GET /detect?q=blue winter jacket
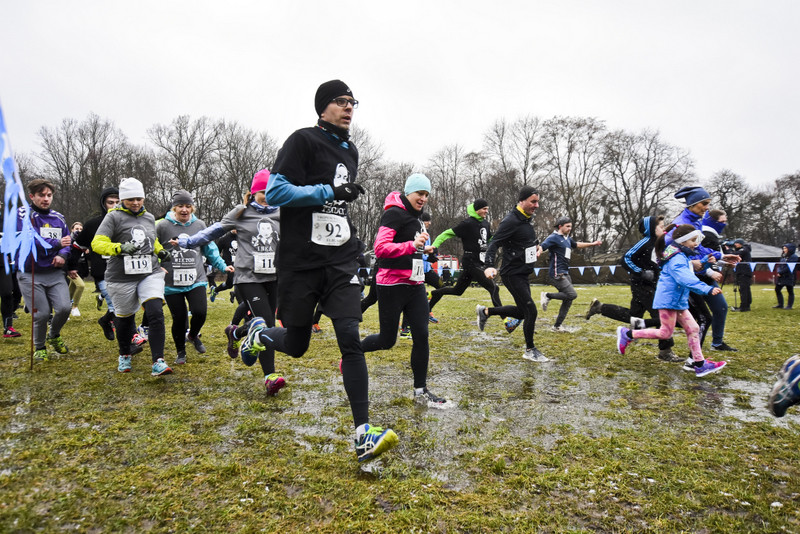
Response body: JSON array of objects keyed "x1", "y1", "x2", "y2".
[
  {"x1": 668, "y1": 208, "x2": 722, "y2": 262},
  {"x1": 776, "y1": 243, "x2": 798, "y2": 286},
  {"x1": 652, "y1": 244, "x2": 715, "y2": 310}
]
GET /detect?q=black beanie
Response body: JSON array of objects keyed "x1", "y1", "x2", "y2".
[
  {"x1": 99, "y1": 186, "x2": 119, "y2": 212},
  {"x1": 472, "y1": 198, "x2": 488, "y2": 211},
  {"x1": 518, "y1": 185, "x2": 538, "y2": 201},
  {"x1": 315, "y1": 80, "x2": 354, "y2": 117}
]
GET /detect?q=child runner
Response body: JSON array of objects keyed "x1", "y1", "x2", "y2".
[
  {"x1": 158, "y1": 190, "x2": 232, "y2": 365},
  {"x1": 92, "y1": 177, "x2": 173, "y2": 376},
  {"x1": 176, "y1": 170, "x2": 283, "y2": 393},
  {"x1": 616, "y1": 224, "x2": 727, "y2": 377},
  {"x1": 361, "y1": 174, "x2": 452, "y2": 408}
]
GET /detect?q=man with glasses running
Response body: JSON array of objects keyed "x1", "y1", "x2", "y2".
[{"x1": 240, "y1": 80, "x2": 398, "y2": 463}]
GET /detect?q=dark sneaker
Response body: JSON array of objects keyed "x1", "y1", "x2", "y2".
[
  {"x1": 209, "y1": 286, "x2": 217, "y2": 303},
  {"x1": 504, "y1": 317, "x2": 520, "y2": 333},
  {"x1": 98, "y1": 316, "x2": 115, "y2": 341},
  {"x1": 96, "y1": 294, "x2": 103, "y2": 310},
  {"x1": 354, "y1": 424, "x2": 398, "y2": 463},
  {"x1": 224, "y1": 325, "x2": 239, "y2": 359},
  {"x1": 187, "y1": 333, "x2": 206, "y2": 354},
  {"x1": 48, "y1": 336, "x2": 69, "y2": 354},
  {"x1": 174, "y1": 351, "x2": 187, "y2": 365},
  {"x1": 3, "y1": 326, "x2": 21, "y2": 338},
  {"x1": 264, "y1": 373, "x2": 286, "y2": 396},
  {"x1": 630, "y1": 317, "x2": 646, "y2": 330},
  {"x1": 616, "y1": 327, "x2": 632, "y2": 355},
  {"x1": 476, "y1": 305, "x2": 488, "y2": 331},
  {"x1": 414, "y1": 387, "x2": 453, "y2": 409},
  {"x1": 657, "y1": 349, "x2": 684, "y2": 363},
  {"x1": 241, "y1": 317, "x2": 267, "y2": 366},
  {"x1": 682, "y1": 357, "x2": 696, "y2": 372},
  {"x1": 151, "y1": 358, "x2": 173, "y2": 376},
  {"x1": 710, "y1": 342, "x2": 737, "y2": 352},
  {"x1": 695, "y1": 359, "x2": 727, "y2": 377},
  {"x1": 522, "y1": 347, "x2": 549, "y2": 362},
  {"x1": 585, "y1": 298, "x2": 602, "y2": 320},
  {"x1": 768, "y1": 355, "x2": 800, "y2": 417},
  {"x1": 399, "y1": 327, "x2": 412, "y2": 340}
]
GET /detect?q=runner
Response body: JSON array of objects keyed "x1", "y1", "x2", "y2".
[
  {"x1": 176, "y1": 171, "x2": 283, "y2": 392},
  {"x1": 158, "y1": 190, "x2": 232, "y2": 365},
  {"x1": 399, "y1": 211, "x2": 444, "y2": 338},
  {"x1": 240, "y1": 79, "x2": 398, "y2": 463},
  {"x1": 361, "y1": 174, "x2": 452, "y2": 408},
  {"x1": 92, "y1": 177, "x2": 173, "y2": 376},
  {"x1": 67, "y1": 221, "x2": 86, "y2": 317},
  {"x1": 481, "y1": 186, "x2": 548, "y2": 362},
  {"x1": 15, "y1": 179, "x2": 72, "y2": 360}
]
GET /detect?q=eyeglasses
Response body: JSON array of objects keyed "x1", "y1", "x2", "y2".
[{"x1": 330, "y1": 97, "x2": 358, "y2": 109}]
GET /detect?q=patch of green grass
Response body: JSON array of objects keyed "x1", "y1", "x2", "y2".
[{"x1": 1, "y1": 283, "x2": 799, "y2": 532}]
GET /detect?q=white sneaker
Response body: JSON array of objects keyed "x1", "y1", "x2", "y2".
[
  {"x1": 682, "y1": 357, "x2": 695, "y2": 372},
  {"x1": 523, "y1": 347, "x2": 550, "y2": 362},
  {"x1": 540, "y1": 292, "x2": 550, "y2": 312},
  {"x1": 630, "y1": 317, "x2": 646, "y2": 330},
  {"x1": 70, "y1": 307, "x2": 81, "y2": 317}
]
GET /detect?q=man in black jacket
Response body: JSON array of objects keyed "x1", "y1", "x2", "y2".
[{"x1": 731, "y1": 239, "x2": 752, "y2": 312}]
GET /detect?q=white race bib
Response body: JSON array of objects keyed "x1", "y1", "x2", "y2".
[
  {"x1": 123, "y1": 254, "x2": 151, "y2": 275},
  {"x1": 410, "y1": 258, "x2": 424, "y2": 282},
  {"x1": 254, "y1": 252, "x2": 276, "y2": 274},
  {"x1": 565, "y1": 247, "x2": 572, "y2": 260},
  {"x1": 40, "y1": 227, "x2": 62, "y2": 240},
  {"x1": 525, "y1": 246, "x2": 538, "y2": 264},
  {"x1": 311, "y1": 213, "x2": 351, "y2": 246},
  {"x1": 172, "y1": 268, "x2": 196, "y2": 287}
]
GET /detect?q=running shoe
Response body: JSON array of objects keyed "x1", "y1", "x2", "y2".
[
  {"x1": 70, "y1": 307, "x2": 81, "y2": 317},
  {"x1": 522, "y1": 347, "x2": 549, "y2": 362},
  {"x1": 98, "y1": 315, "x2": 115, "y2": 341},
  {"x1": 34, "y1": 348, "x2": 49, "y2": 361},
  {"x1": 3, "y1": 326, "x2": 21, "y2": 338},
  {"x1": 476, "y1": 305, "x2": 488, "y2": 331},
  {"x1": 399, "y1": 327, "x2": 412, "y2": 340},
  {"x1": 151, "y1": 358, "x2": 173, "y2": 376},
  {"x1": 414, "y1": 388, "x2": 453, "y2": 409},
  {"x1": 504, "y1": 317, "x2": 520, "y2": 333},
  {"x1": 240, "y1": 317, "x2": 267, "y2": 366},
  {"x1": 264, "y1": 373, "x2": 286, "y2": 396},
  {"x1": 48, "y1": 336, "x2": 69, "y2": 354},
  {"x1": 710, "y1": 342, "x2": 738, "y2": 352},
  {"x1": 630, "y1": 317, "x2": 646, "y2": 330},
  {"x1": 174, "y1": 351, "x2": 187, "y2": 365},
  {"x1": 616, "y1": 326, "x2": 632, "y2": 355},
  {"x1": 682, "y1": 357, "x2": 696, "y2": 372},
  {"x1": 96, "y1": 294, "x2": 104, "y2": 310},
  {"x1": 585, "y1": 298, "x2": 602, "y2": 320},
  {"x1": 311, "y1": 324, "x2": 322, "y2": 334},
  {"x1": 224, "y1": 325, "x2": 239, "y2": 359},
  {"x1": 187, "y1": 333, "x2": 206, "y2": 354},
  {"x1": 540, "y1": 291, "x2": 550, "y2": 312},
  {"x1": 118, "y1": 355, "x2": 132, "y2": 373},
  {"x1": 657, "y1": 349, "x2": 684, "y2": 363},
  {"x1": 428, "y1": 313, "x2": 439, "y2": 324},
  {"x1": 768, "y1": 355, "x2": 800, "y2": 417},
  {"x1": 209, "y1": 285, "x2": 217, "y2": 303},
  {"x1": 695, "y1": 359, "x2": 727, "y2": 377},
  {"x1": 354, "y1": 424, "x2": 399, "y2": 463},
  {"x1": 132, "y1": 332, "x2": 148, "y2": 348}
]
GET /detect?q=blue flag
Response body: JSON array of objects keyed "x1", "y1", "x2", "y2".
[{"x1": 0, "y1": 102, "x2": 51, "y2": 274}]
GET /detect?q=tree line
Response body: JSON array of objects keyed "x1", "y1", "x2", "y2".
[{"x1": 4, "y1": 112, "x2": 799, "y2": 260}]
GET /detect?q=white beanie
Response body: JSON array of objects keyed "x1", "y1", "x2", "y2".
[{"x1": 119, "y1": 177, "x2": 145, "y2": 200}]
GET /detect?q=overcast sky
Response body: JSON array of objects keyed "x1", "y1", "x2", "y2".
[{"x1": 1, "y1": 0, "x2": 797, "y2": 185}]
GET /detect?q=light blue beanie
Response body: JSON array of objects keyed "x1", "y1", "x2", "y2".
[{"x1": 404, "y1": 173, "x2": 431, "y2": 195}]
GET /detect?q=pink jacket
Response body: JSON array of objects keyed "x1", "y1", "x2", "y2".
[{"x1": 374, "y1": 191, "x2": 424, "y2": 286}]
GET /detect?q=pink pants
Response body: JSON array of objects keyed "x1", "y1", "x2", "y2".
[{"x1": 632, "y1": 309, "x2": 704, "y2": 361}]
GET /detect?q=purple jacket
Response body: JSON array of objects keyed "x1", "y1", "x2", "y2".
[
  {"x1": 17, "y1": 205, "x2": 70, "y2": 272},
  {"x1": 667, "y1": 208, "x2": 722, "y2": 262}
]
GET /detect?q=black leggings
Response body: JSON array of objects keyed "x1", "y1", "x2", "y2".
[
  {"x1": 260, "y1": 317, "x2": 369, "y2": 427},
  {"x1": 486, "y1": 273, "x2": 537, "y2": 349},
  {"x1": 234, "y1": 282, "x2": 277, "y2": 376},
  {"x1": 429, "y1": 261, "x2": 501, "y2": 311},
  {"x1": 1, "y1": 268, "x2": 14, "y2": 328},
  {"x1": 116, "y1": 298, "x2": 165, "y2": 362},
  {"x1": 363, "y1": 284, "x2": 430, "y2": 389},
  {"x1": 164, "y1": 286, "x2": 207, "y2": 352},
  {"x1": 600, "y1": 281, "x2": 673, "y2": 350},
  {"x1": 401, "y1": 269, "x2": 442, "y2": 329}
]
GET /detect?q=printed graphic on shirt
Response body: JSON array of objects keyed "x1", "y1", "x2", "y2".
[
  {"x1": 252, "y1": 219, "x2": 279, "y2": 273},
  {"x1": 312, "y1": 162, "x2": 352, "y2": 246},
  {"x1": 171, "y1": 232, "x2": 199, "y2": 286},
  {"x1": 128, "y1": 225, "x2": 153, "y2": 254}
]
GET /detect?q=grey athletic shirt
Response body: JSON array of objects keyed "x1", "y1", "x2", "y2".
[{"x1": 96, "y1": 208, "x2": 161, "y2": 284}]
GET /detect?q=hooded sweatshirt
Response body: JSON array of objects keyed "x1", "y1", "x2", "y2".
[
  {"x1": 72, "y1": 187, "x2": 118, "y2": 281},
  {"x1": 776, "y1": 243, "x2": 798, "y2": 286},
  {"x1": 622, "y1": 216, "x2": 661, "y2": 284},
  {"x1": 156, "y1": 212, "x2": 227, "y2": 294},
  {"x1": 431, "y1": 202, "x2": 491, "y2": 266},
  {"x1": 373, "y1": 191, "x2": 426, "y2": 286}
]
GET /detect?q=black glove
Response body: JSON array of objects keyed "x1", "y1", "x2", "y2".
[
  {"x1": 333, "y1": 183, "x2": 365, "y2": 202},
  {"x1": 119, "y1": 241, "x2": 141, "y2": 255},
  {"x1": 157, "y1": 249, "x2": 172, "y2": 263},
  {"x1": 641, "y1": 270, "x2": 655, "y2": 282},
  {"x1": 427, "y1": 253, "x2": 439, "y2": 264}
]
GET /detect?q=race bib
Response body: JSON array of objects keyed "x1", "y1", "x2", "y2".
[
  {"x1": 172, "y1": 268, "x2": 196, "y2": 286},
  {"x1": 254, "y1": 252, "x2": 276, "y2": 274},
  {"x1": 311, "y1": 213, "x2": 350, "y2": 246},
  {"x1": 525, "y1": 246, "x2": 538, "y2": 264},
  {"x1": 410, "y1": 258, "x2": 424, "y2": 282},
  {"x1": 565, "y1": 247, "x2": 572, "y2": 260},
  {"x1": 124, "y1": 254, "x2": 151, "y2": 275},
  {"x1": 479, "y1": 252, "x2": 486, "y2": 263},
  {"x1": 40, "y1": 227, "x2": 62, "y2": 240}
]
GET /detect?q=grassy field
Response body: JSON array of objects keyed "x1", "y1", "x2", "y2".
[{"x1": 1, "y1": 282, "x2": 799, "y2": 533}]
